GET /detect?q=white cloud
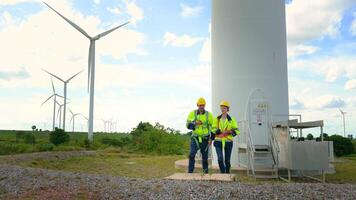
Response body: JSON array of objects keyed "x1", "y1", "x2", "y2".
[
  {"x1": 0, "y1": 63, "x2": 211, "y2": 132},
  {"x1": 199, "y1": 24, "x2": 211, "y2": 63},
  {"x1": 93, "y1": 0, "x2": 100, "y2": 5},
  {"x1": 180, "y1": 4, "x2": 203, "y2": 18},
  {"x1": 314, "y1": 95, "x2": 345, "y2": 109},
  {"x1": 287, "y1": 44, "x2": 318, "y2": 58},
  {"x1": 351, "y1": 12, "x2": 356, "y2": 36},
  {"x1": 107, "y1": 7, "x2": 121, "y2": 15},
  {"x1": 0, "y1": 0, "x2": 40, "y2": 5},
  {"x1": 286, "y1": 0, "x2": 353, "y2": 58},
  {"x1": 289, "y1": 57, "x2": 356, "y2": 83},
  {"x1": 0, "y1": 67, "x2": 30, "y2": 81},
  {"x1": 0, "y1": 1, "x2": 145, "y2": 88},
  {"x1": 325, "y1": 66, "x2": 345, "y2": 82},
  {"x1": 292, "y1": 94, "x2": 345, "y2": 111},
  {"x1": 163, "y1": 32, "x2": 203, "y2": 47},
  {"x1": 345, "y1": 79, "x2": 356, "y2": 90},
  {"x1": 290, "y1": 98, "x2": 305, "y2": 110},
  {"x1": 286, "y1": 0, "x2": 353, "y2": 45},
  {"x1": 124, "y1": 0, "x2": 144, "y2": 25},
  {"x1": 0, "y1": 0, "x2": 147, "y2": 131},
  {"x1": 1, "y1": 11, "x2": 14, "y2": 26}
]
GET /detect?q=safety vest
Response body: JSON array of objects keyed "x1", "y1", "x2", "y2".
[
  {"x1": 186, "y1": 110, "x2": 213, "y2": 143},
  {"x1": 212, "y1": 114, "x2": 240, "y2": 148}
]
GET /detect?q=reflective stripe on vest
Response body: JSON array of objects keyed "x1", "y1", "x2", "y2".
[{"x1": 216, "y1": 117, "x2": 230, "y2": 149}]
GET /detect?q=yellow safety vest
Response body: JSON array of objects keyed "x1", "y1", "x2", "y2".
[
  {"x1": 212, "y1": 114, "x2": 240, "y2": 148},
  {"x1": 186, "y1": 110, "x2": 213, "y2": 143}
]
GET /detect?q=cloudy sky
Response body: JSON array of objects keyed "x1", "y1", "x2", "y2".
[{"x1": 0, "y1": 0, "x2": 355, "y2": 136}]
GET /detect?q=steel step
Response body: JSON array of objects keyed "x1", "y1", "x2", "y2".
[
  {"x1": 254, "y1": 174, "x2": 279, "y2": 179},
  {"x1": 253, "y1": 168, "x2": 277, "y2": 172}
]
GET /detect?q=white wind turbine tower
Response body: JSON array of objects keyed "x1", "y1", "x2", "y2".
[
  {"x1": 69, "y1": 109, "x2": 81, "y2": 133},
  {"x1": 55, "y1": 100, "x2": 70, "y2": 129},
  {"x1": 41, "y1": 78, "x2": 64, "y2": 130},
  {"x1": 44, "y1": 2, "x2": 129, "y2": 141},
  {"x1": 42, "y1": 69, "x2": 82, "y2": 131},
  {"x1": 338, "y1": 108, "x2": 347, "y2": 137}
]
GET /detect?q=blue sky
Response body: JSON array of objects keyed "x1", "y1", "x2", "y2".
[{"x1": 0, "y1": 0, "x2": 355, "y2": 137}]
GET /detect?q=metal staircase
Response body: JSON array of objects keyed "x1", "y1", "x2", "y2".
[
  {"x1": 245, "y1": 122, "x2": 279, "y2": 179},
  {"x1": 236, "y1": 88, "x2": 280, "y2": 179}
]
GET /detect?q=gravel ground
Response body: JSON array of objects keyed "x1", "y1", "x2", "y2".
[
  {"x1": 0, "y1": 152, "x2": 356, "y2": 199},
  {"x1": 1, "y1": 165, "x2": 356, "y2": 200}
]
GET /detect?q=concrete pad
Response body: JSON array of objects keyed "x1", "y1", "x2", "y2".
[
  {"x1": 174, "y1": 159, "x2": 246, "y2": 173},
  {"x1": 165, "y1": 173, "x2": 235, "y2": 182}
]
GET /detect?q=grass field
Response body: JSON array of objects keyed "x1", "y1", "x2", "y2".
[
  {"x1": 14, "y1": 151, "x2": 185, "y2": 179},
  {"x1": 1, "y1": 130, "x2": 356, "y2": 183},
  {"x1": 0, "y1": 130, "x2": 132, "y2": 155},
  {"x1": 3, "y1": 150, "x2": 353, "y2": 183},
  {"x1": 325, "y1": 154, "x2": 356, "y2": 184}
]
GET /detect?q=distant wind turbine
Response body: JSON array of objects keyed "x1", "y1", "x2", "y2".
[
  {"x1": 102, "y1": 119, "x2": 108, "y2": 133},
  {"x1": 55, "y1": 99, "x2": 70, "y2": 129},
  {"x1": 41, "y1": 78, "x2": 64, "y2": 130},
  {"x1": 44, "y1": 2, "x2": 129, "y2": 141},
  {"x1": 69, "y1": 109, "x2": 81, "y2": 133},
  {"x1": 338, "y1": 108, "x2": 347, "y2": 137},
  {"x1": 42, "y1": 69, "x2": 82, "y2": 131}
]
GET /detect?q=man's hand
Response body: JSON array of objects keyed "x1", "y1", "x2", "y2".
[
  {"x1": 195, "y1": 120, "x2": 203, "y2": 125},
  {"x1": 208, "y1": 140, "x2": 212, "y2": 145}
]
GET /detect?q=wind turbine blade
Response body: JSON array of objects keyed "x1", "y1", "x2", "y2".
[
  {"x1": 42, "y1": 69, "x2": 65, "y2": 82},
  {"x1": 81, "y1": 114, "x2": 88, "y2": 121},
  {"x1": 93, "y1": 21, "x2": 130, "y2": 40},
  {"x1": 67, "y1": 70, "x2": 84, "y2": 82},
  {"x1": 57, "y1": 107, "x2": 61, "y2": 119},
  {"x1": 51, "y1": 78, "x2": 55, "y2": 94},
  {"x1": 69, "y1": 108, "x2": 74, "y2": 115},
  {"x1": 41, "y1": 94, "x2": 54, "y2": 106},
  {"x1": 54, "y1": 99, "x2": 61, "y2": 106},
  {"x1": 55, "y1": 94, "x2": 65, "y2": 98},
  {"x1": 43, "y1": 2, "x2": 91, "y2": 40}
]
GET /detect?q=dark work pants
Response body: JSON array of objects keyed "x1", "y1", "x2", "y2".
[
  {"x1": 188, "y1": 137, "x2": 209, "y2": 173},
  {"x1": 214, "y1": 140, "x2": 233, "y2": 173}
]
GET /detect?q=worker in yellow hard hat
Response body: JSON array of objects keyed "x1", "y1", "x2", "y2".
[
  {"x1": 186, "y1": 97, "x2": 213, "y2": 173},
  {"x1": 211, "y1": 100, "x2": 240, "y2": 173}
]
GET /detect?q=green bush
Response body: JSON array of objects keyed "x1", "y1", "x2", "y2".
[
  {"x1": 327, "y1": 135, "x2": 354, "y2": 156},
  {"x1": 15, "y1": 131, "x2": 25, "y2": 143},
  {"x1": 23, "y1": 133, "x2": 36, "y2": 144},
  {"x1": 130, "y1": 122, "x2": 186, "y2": 155},
  {"x1": 306, "y1": 133, "x2": 314, "y2": 140},
  {"x1": 100, "y1": 137, "x2": 131, "y2": 147},
  {"x1": 49, "y1": 128, "x2": 70, "y2": 146},
  {"x1": 37, "y1": 143, "x2": 55, "y2": 152},
  {"x1": 0, "y1": 142, "x2": 34, "y2": 155},
  {"x1": 83, "y1": 138, "x2": 91, "y2": 149}
]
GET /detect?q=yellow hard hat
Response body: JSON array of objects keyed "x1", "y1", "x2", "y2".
[
  {"x1": 220, "y1": 100, "x2": 230, "y2": 108},
  {"x1": 196, "y1": 97, "x2": 206, "y2": 106}
]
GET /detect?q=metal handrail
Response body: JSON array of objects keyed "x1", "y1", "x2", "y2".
[
  {"x1": 268, "y1": 123, "x2": 279, "y2": 166},
  {"x1": 246, "y1": 122, "x2": 255, "y2": 177}
]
